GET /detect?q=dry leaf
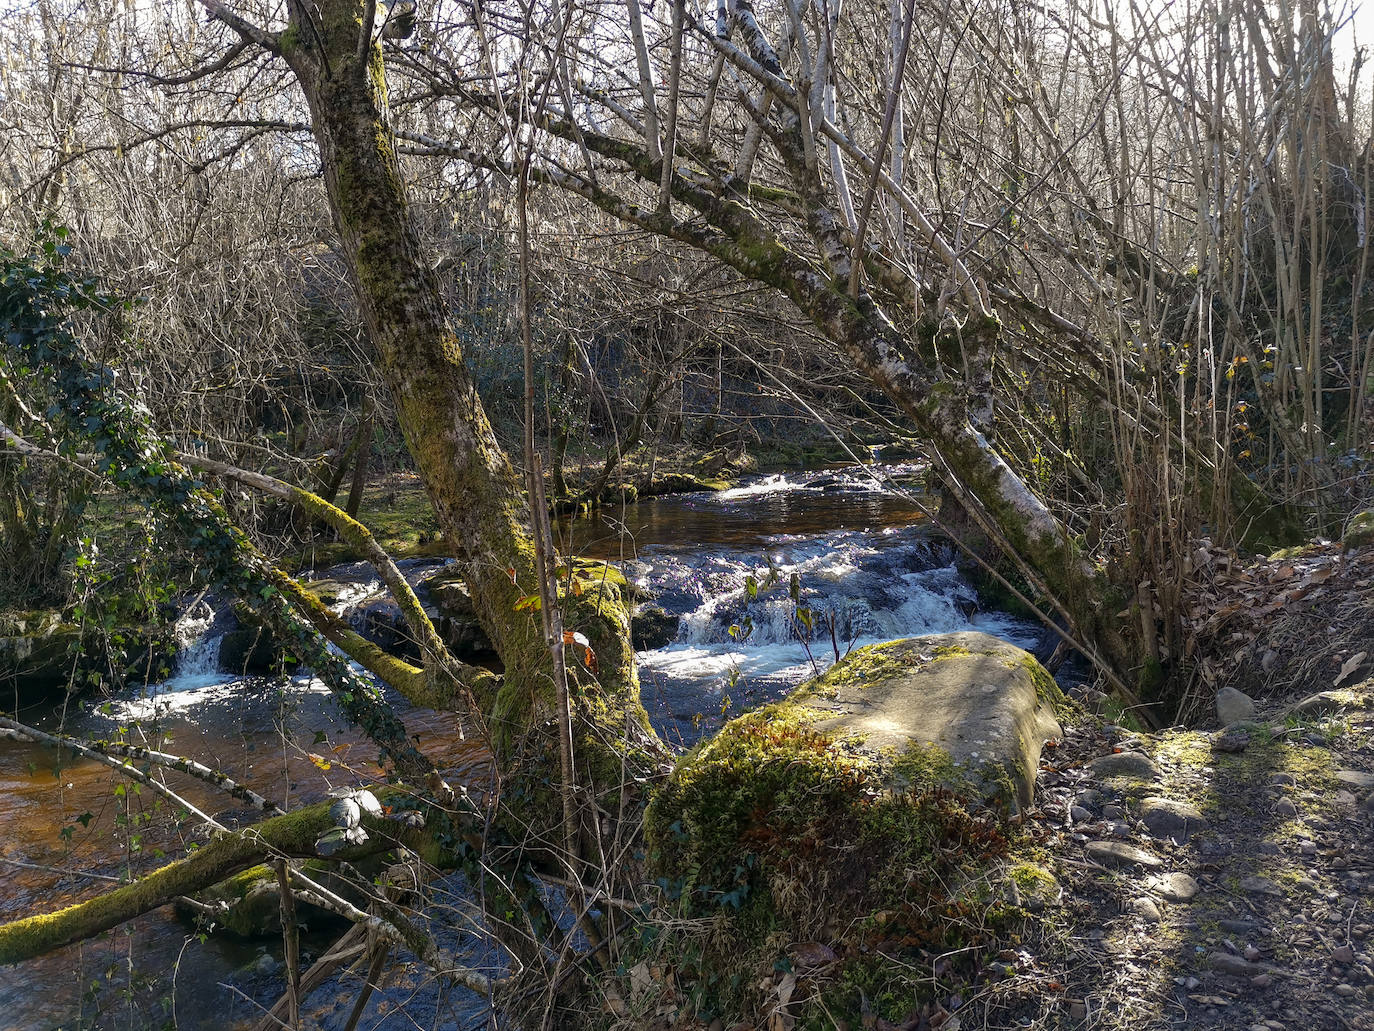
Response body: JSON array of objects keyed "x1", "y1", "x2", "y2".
[{"x1": 1334, "y1": 651, "x2": 1368, "y2": 687}]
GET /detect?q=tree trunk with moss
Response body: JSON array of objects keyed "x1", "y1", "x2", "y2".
[{"x1": 273, "y1": 0, "x2": 661, "y2": 828}]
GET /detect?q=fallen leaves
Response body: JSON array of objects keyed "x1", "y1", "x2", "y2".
[{"x1": 1334, "y1": 650, "x2": 1368, "y2": 687}]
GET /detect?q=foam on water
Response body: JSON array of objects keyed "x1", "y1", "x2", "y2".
[{"x1": 633, "y1": 506, "x2": 1041, "y2": 743}]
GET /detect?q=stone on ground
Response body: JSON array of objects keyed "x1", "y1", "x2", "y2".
[
  {"x1": 1088, "y1": 751, "x2": 1161, "y2": 782},
  {"x1": 1149, "y1": 872, "x2": 1200, "y2": 902},
  {"x1": 1140, "y1": 796, "x2": 1210, "y2": 842},
  {"x1": 1287, "y1": 691, "x2": 1354, "y2": 717},
  {"x1": 1216, "y1": 686, "x2": 1257, "y2": 725},
  {"x1": 1085, "y1": 840, "x2": 1163, "y2": 869}
]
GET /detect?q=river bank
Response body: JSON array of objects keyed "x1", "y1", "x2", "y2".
[{"x1": 1, "y1": 468, "x2": 1370, "y2": 1030}]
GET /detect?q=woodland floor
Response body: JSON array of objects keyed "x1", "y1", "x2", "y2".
[{"x1": 954, "y1": 537, "x2": 1374, "y2": 1031}]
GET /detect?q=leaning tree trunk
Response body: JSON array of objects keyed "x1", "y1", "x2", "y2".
[{"x1": 274, "y1": 0, "x2": 660, "y2": 815}]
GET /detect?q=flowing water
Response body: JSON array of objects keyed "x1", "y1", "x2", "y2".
[{"x1": 0, "y1": 464, "x2": 1043, "y2": 1029}]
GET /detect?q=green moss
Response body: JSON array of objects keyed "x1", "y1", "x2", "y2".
[
  {"x1": 645, "y1": 700, "x2": 1011, "y2": 950},
  {"x1": 1267, "y1": 544, "x2": 1317, "y2": 562},
  {"x1": 801, "y1": 639, "x2": 924, "y2": 695},
  {"x1": 933, "y1": 643, "x2": 972, "y2": 659},
  {"x1": 1343, "y1": 510, "x2": 1374, "y2": 549}
]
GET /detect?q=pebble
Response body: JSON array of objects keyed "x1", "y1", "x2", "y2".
[
  {"x1": 1333, "y1": 945, "x2": 1356, "y2": 964},
  {"x1": 1239, "y1": 875, "x2": 1285, "y2": 896},
  {"x1": 1132, "y1": 896, "x2": 1162, "y2": 923},
  {"x1": 1334, "y1": 984, "x2": 1357, "y2": 997},
  {"x1": 1274, "y1": 797, "x2": 1298, "y2": 818},
  {"x1": 1140, "y1": 796, "x2": 1210, "y2": 842},
  {"x1": 1213, "y1": 731, "x2": 1251, "y2": 753},
  {"x1": 1271, "y1": 773, "x2": 1297, "y2": 787},
  {"x1": 1089, "y1": 752, "x2": 1161, "y2": 781},
  {"x1": 1251, "y1": 973, "x2": 1275, "y2": 987},
  {"x1": 1210, "y1": 951, "x2": 1262, "y2": 976},
  {"x1": 1151, "y1": 872, "x2": 1201, "y2": 902},
  {"x1": 1075, "y1": 789, "x2": 1102, "y2": 808},
  {"x1": 1108, "y1": 821, "x2": 1133, "y2": 838},
  {"x1": 1069, "y1": 804, "x2": 1094, "y2": 823},
  {"x1": 1086, "y1": 840, "x2": 1163, "y2": 869},
  {"x1": 1102, "y1": 803, "x2": 1125, "y2": 820},
  {"x1": 1287, "y1": 691, "x2": 1349, "y2": 717},
  {"x1": 1336, "y1": 770, "x2": 1374, "y2": 790},
  {"x1": 1299, "y1": 840, "x2": 1318, "y2": 855}
]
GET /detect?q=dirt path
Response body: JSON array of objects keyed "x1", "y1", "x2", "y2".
[{"x1": 1012, "y1": 681, "x2": 1374, "y2": 1029}]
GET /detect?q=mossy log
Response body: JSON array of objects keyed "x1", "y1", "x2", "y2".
[{"x1": 0, "y1": 794, "x2": 412, "y2": 965}]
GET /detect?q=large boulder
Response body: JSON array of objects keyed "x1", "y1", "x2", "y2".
[
  {"x1": 798, "y1": 633, "x2": 1064, "y2": 809},
  {"x1": 0, "y1": 612, "x2": 82, "y2": 707},
  {"x1": 0, "y1": 611, "x2": 174, "y2": 710},
  {"x1": 645, "y1": 632, "x2": 1067, "y2": 941}
]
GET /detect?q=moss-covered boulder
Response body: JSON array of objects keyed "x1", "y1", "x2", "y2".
[
  {"x1": 630, "y1": 606, "x2": 678, "y2": 650},
  {"x1": 637, "y1": 634, "x2": 1066, "y2": 1021},
  {"x1": 645, "y1": 633, "x2": 1064, "y2": 935},
  {"x1": 1344, "y1": 510, "x2": 1374, "y2": 550},
  {"x1": 643, "y1": 472, "x2": 731, "y2": 496},
  {"x1": 797, "y1": 633, "x2": 1065, "y2": 808},
  {"x1": 0, "y1": 612, "x2": 82, "y2": 706},
  {"x1": 0, "y1": 611, "x2": 175, "y2": 709}
]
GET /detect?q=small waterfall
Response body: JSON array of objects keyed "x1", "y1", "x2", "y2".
[
  {"x1": 631, "y1": 486, "x2": 1039, "y2": 744},
  {"x1": 158, "y1": 600, "x2": 225, "y2": 692},
  {"x1": 663, "y1": 530, "x2": 973, "y2": 648}
]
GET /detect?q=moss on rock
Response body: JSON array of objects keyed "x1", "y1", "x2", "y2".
[
  {"x1": 642, "y1": 631, "x2": 1063, "y2": 1016},
  {"x1": 1343, "y1": 510, "x2": 1374, "y2": 550}
]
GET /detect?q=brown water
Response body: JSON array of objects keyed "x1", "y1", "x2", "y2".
[
  {"x1": 0, "y1": 687, "x2": 490, "y2": 1030},
  {"x1": 555, "y1": 467, "x2": 931, "y2": 560},
  {"x1": 0, "y1": 462, "x2": 1030, "y2": 1029}
]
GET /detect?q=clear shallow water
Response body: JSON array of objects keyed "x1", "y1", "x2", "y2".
[{"x1": 0, "y1": 462, "x2": 1042, "y2": 1028}]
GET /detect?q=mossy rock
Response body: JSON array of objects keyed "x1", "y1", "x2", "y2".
[
  {"x1": 796, "y1": 633, "x2": 1065, "y2": 809},
  {"x1": 1344, "y1": 510, "x2": 1374, "y2": 550},
  {"x1": 0, "y1": 618, "x2": 83, "y2": 705},
  {"x1": 645, "y1": 633, "x2": 1062, "y2": 938},
  {"x1": 631, "y1": 606, "x2": 679, "y2": 650},
  {"x1": 0, "y1": 612, "x2": 175, "y2": 708},
  {"x1": 643, "y1": 472, "x2": 731, "y2": 496}
]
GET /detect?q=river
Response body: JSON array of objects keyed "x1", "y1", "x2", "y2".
[{"x1": 0, "y1": 463, "x2": 1042, "y2": 1029}]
